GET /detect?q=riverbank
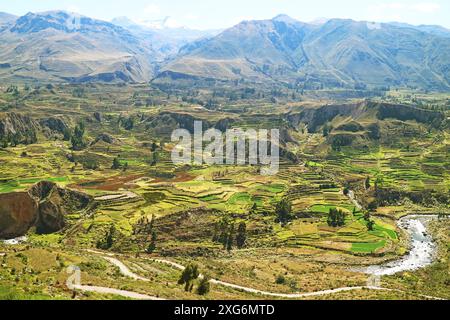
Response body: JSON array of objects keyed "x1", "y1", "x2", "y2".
[{"x1": 365, "y1": 215, "x2": 438, "y2": 276}]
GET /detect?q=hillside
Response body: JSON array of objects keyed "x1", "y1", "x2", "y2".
[
  {"x1": 160, "y1": 15, "x2": 450, "y2": 90},
  {"x1": 0, "y1": 11, "x2": 157, "y2": 83}
]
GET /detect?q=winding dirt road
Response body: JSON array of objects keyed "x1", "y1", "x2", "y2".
[
  {"x1": 79, "y1": 251, "x2": 441, "y2": 300},
  {"x1": 71, "y1": 284, "x2": 163, "y2": 300}
]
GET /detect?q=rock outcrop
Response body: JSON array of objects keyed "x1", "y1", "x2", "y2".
[
  {"x1": 0, "y1": 192, "x2": 38, "y2": 239},
  {"x1": 40, "y1": 116, "x2": 70, "y2": 135},
  {"x1": 92, "y1": 133, "x2": 118, "y2": 145},
  {"x1": 0, "y1": 112, "x2": 39, "y2": 144},
  {"x1": 0, "y1": 181, "x2": 92, "y2": 239}
]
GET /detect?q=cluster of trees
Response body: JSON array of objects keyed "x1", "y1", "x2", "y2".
[
  {"x1": 133, "y1": 214, "x2": 158, "y2": 254},
  {"x1": 72, "y1": 87, "x2": 85, "y2": 98},
  {"x1": 212, "y1": 219, "x2": 247, "y2": 251},
  {"x1": 5, "y1": 85, "x2": 19, "y2": 96},
  {"x1": 145, "y1": 215, "x2": 157, "y2": 254},
  {"x1": 178, "y1": 264, "x2": 210, "y2": 295},
  {"x1": 68, "y1": 153, "x2": 99, "y2": 171},
  {"x1": 118, "y1": 116, "x2": 134, "y2": 130},
  {"x1": 82, "y1": 158, "x2": 99, "y2": 170},
  {"x1": 322, "y1": 124, "x2": 333, "y2": 137},
  {"x1": 331, "y1": 134, "x2": 354, "y2": 151},
  {"x1": 111, "y1": 157, "x2": 128, "y2": 171},
  {"x1": 146, "y1": 230, "x2": 157, "y2": 254},
  {"x1": 70, "y1": 122, "x2": 87, "y2": 150},
  {"x1": 362, "y1": 210, "x2": 376, "y2": 231},
  {"x1": 132, "y1": 214, "x2": 158, "y2": 254},
  {"x1": 327, "y1": 208, "x2": 346, "y2": 227},
  {"x1": 148, "y1": 141, "x2": 160, "y2": 166},
  {"x1": 96, "y1": 225, "x2": 117, "y2": 250},
  {"x1": 275, "y1": 198, "x2": 293, "y2": 224},
  {"x1": 1, "y1": 129, "x2": 37, "y2": 148},
  {"x1": 367, "y1": 123, "x2": 381, "y2": 140}
]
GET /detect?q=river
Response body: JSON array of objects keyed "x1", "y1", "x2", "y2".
[
  {"x1": 365, "y1": 215, "x2": 438, "y2": 276},
  {"x1": 1, "y1": 236, "x2": 28, "y2": 245}
]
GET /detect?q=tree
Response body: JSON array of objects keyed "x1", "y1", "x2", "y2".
[
  {"x1": 368, "y1": 201, "x2": 378, "y2": 212},
  {"x1": 146, "y1": 230, "x2": 157, "y2": 253},
  {"x1": 111, "y1": 157, "x2": 121, "y2": 169},
  {"x1": 322, "y1": 124, "x2": 332, "y2": 137},
  {"x1": 151, "y1": 152, "x2": 159, "y2": 166},
  {"x1": 236, "y1": 223, "x2": 247, "y2": 249},
  {"x1": 72, "y1": 87, "x2": 85, "y2": 98},
  {"x1": 105, "y1": 225, "x2": 116, "y2": 249},
  {"x1": 83, "y1": 159, "x2": 99, "y2": 170},
  {"x1": 97, "y1": 225, "x2": 116, "y2": 250},
  {"x1": 71, "y1": 121, "x2": 86, "y2": 150},
  {"x1": 120, "y1": 117, "x2": 134, "y2": 130},
  {"x1": 197, "y1": 276, "x2": 211, "y2": 296},
  {"x1": 365, "y1": 176, "x2": 371, "y2": 190},
  {"x1": 367, "y1": 123, "x2": 381, "y2": 140},
  {"x1": 226, "y1": 224, "x2": 235, "y2": 251},
  {"x1": 250, "y1": 202, "x2": 258, "y2": 214},
  {"x1": 367, "y1": 220, "x2": 375, "y2": 231},
  {"x1": 178, "y1": 264, "x2": 200, "y2": 292},
  {"x1": 275, "y1": 274, "x2": 286, "y2": 284},
  {"x1": 63, "y1": 128, "x2": 72, "y2": 141},
  {"x1": 275, "y1": 198, "x2": 292, "y2": 224}
]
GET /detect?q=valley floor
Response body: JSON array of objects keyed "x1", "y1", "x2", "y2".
[{"x1": 0, "y1": 84, "x2": 449, "y2": 300}]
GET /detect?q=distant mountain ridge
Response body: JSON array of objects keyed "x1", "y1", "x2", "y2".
[
  {"x1": 0, "y1": 12, "x2": 18, "y2": 31},
  {"x1": 0, "y1": 11, "x2": 449, "y2": 90},
  {"x1": 111, "y1": 16, "x2": 220, "y2": 58},
  {"x1": 0, "y1": 11, "x2": 157, "y2": 83},
  {"x1": 160, "y1": 15, "x2": 450, "y2": 90}
]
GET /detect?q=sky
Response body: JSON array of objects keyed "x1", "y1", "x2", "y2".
[{"x1": 1, "y1": 0, "x2": 449, "y2": 30}]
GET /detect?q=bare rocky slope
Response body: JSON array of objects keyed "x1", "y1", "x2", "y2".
[{"x1": 0, "y1": 181, "x2": 92, "y2": 239}]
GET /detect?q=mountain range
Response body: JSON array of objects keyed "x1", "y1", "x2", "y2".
[
  {"x1": 0, "y1": 11, "x2": 449, "y2": 90},
  {"x1": 161, "y1": 15, "x2": 450, "y2": 90},
  {"x1": 111, "y1": 16, "x2": 220, "y2": 58}
]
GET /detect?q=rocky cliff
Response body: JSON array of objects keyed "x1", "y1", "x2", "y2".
[
  {"x1": 0, "y1": 181, "x2": 92, "y2": 239},
  {"x1": 0, "y1": 112, "x2": 39, "y2": 144}
]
